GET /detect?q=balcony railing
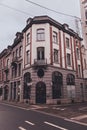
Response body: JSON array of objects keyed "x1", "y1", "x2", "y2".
[
  {"x1": 11, "y1": 57, "x2": 18, "y2": 66},
  {"x1": 34, "y1": 59, "x2": 47, "y2": 66},
  {"x1": 12, "y1": 57, "x2": 18, "y2": 63}
]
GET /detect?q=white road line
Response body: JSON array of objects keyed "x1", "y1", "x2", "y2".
[
  {"x1": 18, "y1": 126, "x2": 26, "y2": 130},
  {"x1": 71, "y1": 115, "x2": 87, "y2": 120},
  {"x1": 64, "y1": 118, "x2": 87, "y2": 126},
  {"x1": 25, "y1": 120, "x2": 35, "y2": 126},
  {"x1": 44, "y1": 121, "x2": 68, "y2": 130}
]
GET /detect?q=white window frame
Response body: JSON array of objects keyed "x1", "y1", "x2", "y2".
[{"x1": 36, "y1": 29, "x2": 45, "y2": 41}]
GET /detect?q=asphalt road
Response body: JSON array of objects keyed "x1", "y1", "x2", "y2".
[{"x1": 0, "y1": 103, "x2": 87, "y2": 130}]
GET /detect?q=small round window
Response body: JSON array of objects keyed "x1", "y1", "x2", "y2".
[{"x1": 37, "y1": 68, "x2": 44, "y2": 78}]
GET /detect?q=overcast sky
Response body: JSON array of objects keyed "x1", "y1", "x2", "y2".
[{"x1": 0, "y1": 0, "x2": 80, "y2": 52}]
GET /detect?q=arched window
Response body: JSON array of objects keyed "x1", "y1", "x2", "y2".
[
  {"x1": 24, "y1": 72, "x2": 31, "y2": 83},
  {"x1": 52, "y1": 71, "x2": 63, "y2": 99},
  {"x1": 52, "y1": 71, "x2": 63, "y2": 85},
  {"x1": 36, "y1": 28, "x2": 45, "y2": 41},
  {"x1": 66, "y1": 74, "x2": 75, "y2": 85}
]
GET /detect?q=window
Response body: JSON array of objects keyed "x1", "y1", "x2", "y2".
[
  {"x1": 18, "y1": 63, "x2": 21, "y2": 76},
  {"x1": 84, "y1": 59, "x2": 86, "y2": 69},
  {"x1": 76, "y1": 48, "x2": 80, "y2": 60},
  {"x1": 16, "y1": 49, "x2": 18, "y2": 57},
  {"x1": 52, "y1": 71, "x2": 62, "y2": 99},
  {"x1": 53, "y1": 31, "x2": 58, "y2": 44},
  {"x1": 13, "y1": 52, "x2": 15, "y2": 58},
  {"x1": 85, "y1": 11, "x2": 87, "y2": 19},
  {"x1": 19, "y1": 46, "x2": 22, "y2": 57},
  {"x1": 23, "y1": 72, "x2": 31, "y2": 99},
  {"x1": 6, "y1": 73, "x2": 8, "y2": 81},
  {"x1": 66, "y1": 38, "x2": 70, "y2": 48},
  {"x1": 66, "y1": 74, "x2": 75, "y2": 85},
  {"x1": 36, "y1": 29, "x2": 45, "y2": 41},
  {"x1": 26, "y1": 33, "x2": 30, "y2": 45},
  {"x1": 0, "y1": 87, "x2": 2, "y2": 96},
  {"x1": 67, "y1": 53, "x2": 71, "y2": 66},
  {"x1": 0, "y1": 60, "x2": 2, "y2": 68},
  {"x1": 26, "y1": 50, "x2": 30, "y2": 64},
  {"x1": 66, "y1": 74, "x2": 75, "y2": 98},
  {"x1": 78, "y1": 65, "x2": 81, "y2": 77},
  {"x1": 0, "y1": 70, "x2": 1, "y2": 81},
  {"x1": 7, "y1": 59, "x2": 10, "y2": 66},
  {"x1": 54, "y1": 49, "x2": 59, "y2": 63},
  {"x1": 12, "y1": 66, "x2": 17, "y2": 78},
  {"x1": 85, "y1": 21, "x2": 87, "y2": 25},
  {"x1": 37, "y1": 47, "x2": 44, "y2": 60}
]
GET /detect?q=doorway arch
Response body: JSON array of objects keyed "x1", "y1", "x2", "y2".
[{"x1": 36, "y1": 81, "x2": 46, "y2": 104}]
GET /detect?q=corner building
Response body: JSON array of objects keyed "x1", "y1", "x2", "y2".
[{"x1": 21, "y1": 16, "x2": 85, "y2": 104}]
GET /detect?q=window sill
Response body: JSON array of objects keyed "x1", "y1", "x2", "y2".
[{"x1": 36, "y1": 40, "x2": 45, "y2": 42}]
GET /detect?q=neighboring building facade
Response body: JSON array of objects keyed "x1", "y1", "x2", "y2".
[
  {"x1": 80, "y1": 0, "x2": 87, "y2": 88},
  {"x1": 0, "y1": 15, "x2": 87, "y2": 104},
  {"x1": 9, "y1": 32, "x2": 23, "y2": 102}
]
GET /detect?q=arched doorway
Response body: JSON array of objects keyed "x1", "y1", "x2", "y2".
[
  {"x1": 4, "y1": 85, "x2": 9, "y2": 100},
  {"x1": 52, "y1": 71, "x2": 63, "y2": 99},
  {"x1": 36, "y1": 81, "x2": 46, "y2": 104}
]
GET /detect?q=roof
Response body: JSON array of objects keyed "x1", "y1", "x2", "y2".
[{"x1": 22, "y1": 15, "x2": 82, "y2": 41}]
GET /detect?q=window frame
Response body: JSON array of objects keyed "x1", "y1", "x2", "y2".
[
  {"x1": 53, "y1": 31, "x2": 58, "y2": 44},
  {"x1": 76, "y1": 48, "x2": 80, "y2": 60},
  {"x1": 54, "y1": 49, "x2": 59, "y2": 63},
  {"x1": 26, "y1": 50, "x2": 30, "y2": 64},
  {"x1": 19, "y1": 46, "x2": 22, "y2": 57},
  {"x1": 26, "y1": 33, "x2": 30, "y2": 45},
  {"x1": 36, "y1": 28, "x2": 45, "y2": 41},
  {"x1": 66, "y1": 37, "x2": 70, "y2": 49},
  {"x1": 67, "y1": 53, "x2": 71, "y2": 66}
]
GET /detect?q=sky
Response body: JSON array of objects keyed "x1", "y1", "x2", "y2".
[{"x1": 0, "y1": 0, "x2": 81, "y2": 52}]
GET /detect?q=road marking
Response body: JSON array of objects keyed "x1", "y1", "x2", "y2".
[
  {"x1": 25, "y1": 120, "x2": 35, "y2": 126},
  {"x1": 44, "y1": 121, "x2": 68, "y2": 130},
  {"x1": 71, "y1": 115, "x2": 87, "y2": 120},
  {"x1": 64, "y1": 118, "x2": 87, "y2": 126},
  {"x1": 18, "y1": 126, "x2": 26, "y2": 130}
]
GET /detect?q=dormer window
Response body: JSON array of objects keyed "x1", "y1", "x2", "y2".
[
  {"x1": 36, "y1": 29, "x2": 45, "y2": 41},
  {"x1": 63, "y1": 23, "x2": 69, "y2": 30}
]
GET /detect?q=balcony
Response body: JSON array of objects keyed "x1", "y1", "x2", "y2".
[
  {"x1": 11, "y1": 57, "x2": 18, "y2": 66},
  {"x1": 34, "y1": 59, "x2": 47, "y2": 66}
]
